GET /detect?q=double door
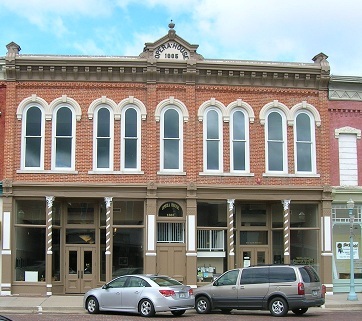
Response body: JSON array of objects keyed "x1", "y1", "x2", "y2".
[
  {"x1": 239, "y1": 247, "x2": 269, "y2": 267},
  {"x1": 66, "y1": 246, "x2": 96, "y2": 293}
]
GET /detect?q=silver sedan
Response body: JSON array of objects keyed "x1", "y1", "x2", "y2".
[{"x1": 84, "y1": 274, "x2": 195, "y2": 317}]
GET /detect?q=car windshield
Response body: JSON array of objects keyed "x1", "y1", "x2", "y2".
[{"x1": 150, "y1": 276, "x2": 182, "y2": 286}]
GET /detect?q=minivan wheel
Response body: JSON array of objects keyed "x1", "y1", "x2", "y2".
[
  {"x1": 195, "y1": 296, "x2": 211, "y2": 314},
  {"x1": 292, "y1": 308, "x2": 308, "y2": 315},
  {"x1": 269, "y1": 297, "x2": 288, "y2": 317}
]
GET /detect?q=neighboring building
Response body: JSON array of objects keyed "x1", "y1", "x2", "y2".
[
  {"x1": 329, "y1": 75, "x2": 362, "y2": 292},
  {"x1": 0, "y1": 56, "x2": 6, "y2": 289},
  {"x1": 1, "y1": 23, "x2": 333, "y2": 296}
]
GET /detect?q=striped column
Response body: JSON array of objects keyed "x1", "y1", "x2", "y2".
[
  {"x1": 45, "y1": 196, "x2": 54, "y2": 296},
  {"x1": 282, "y1": 199, "x2": 291, "y2": 264},
  {"x1": 227, "y1": 199, "x2": 235, "y2": 269},
  {"x1": 46, "y1": 196, "x2": 54, "y2": 254},
  {"x1": 104, "y1": 197, "x2": 113, "y2": 255}
]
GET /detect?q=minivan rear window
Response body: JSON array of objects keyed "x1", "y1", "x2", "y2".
[
  {"x1": 299, "y1": 266, "x2": 320, "y2": 282},
  {"x1": 269, "y1": 267, "x2": 296, "y2": 282}
]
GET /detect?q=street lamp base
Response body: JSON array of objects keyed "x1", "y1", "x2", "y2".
[{"x1": 347, "y1": 293, "x2": 358, "y2": 301}]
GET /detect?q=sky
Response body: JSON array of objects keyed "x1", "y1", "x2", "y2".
[{"x1": 0, "y1": 0, "x2": 362, "y2": 76}]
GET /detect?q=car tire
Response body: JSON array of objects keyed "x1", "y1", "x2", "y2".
[
  {"x1": 195, "y1": 296, "x2": 212, "y2": 314},
  {"x1": 292, "y1": 308, "x2": 308, "y2": 315},
  {"x1": 269, "y1": 297, "x2": 288, "y2": 317},
  {"x1": 139, "y1": 299, "x2": 155, "y2": 317},
  {"x1": 86, "y1": 296, "x2": 99, "y2": 314},
  {"x1": 171, "y1": 310, "x2": 186, "y2": 316}
]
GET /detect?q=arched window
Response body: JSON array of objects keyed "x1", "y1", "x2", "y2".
[
  {"x1": 230, "y1": 109, "x2": 249, "y2": 172},
  {"x1": 122, "y1": 106, "x2": 141, "y2": 171},
  {"x1": 22, "y1": 105, "x2": 44, "y2": 169},
  {"x1": 94, "y1": 106, "x2": 113, "y2": 170},
  {"x1": 295, "y1": 111, "x2": 315, "y2": 173},
  {"x1": 266, "y1": 110, "x2": 287, "y2": 173},
  {"x1": 52, "y1": 106, "x2": 75, "y2": 170},
  {"x1": 204, "y1": 108, "x2": 223, "y2": 172},
  {"x1": 160, "y1": 107, "x2": 183, "y2": 171}
]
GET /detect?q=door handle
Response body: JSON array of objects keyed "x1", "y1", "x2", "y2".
[
  {"x1": 81, "y1": 271, "x2": 83, "y2": 279},
  {"x1": 78, "y1": 271, "x2": 80, "y2": 278}
]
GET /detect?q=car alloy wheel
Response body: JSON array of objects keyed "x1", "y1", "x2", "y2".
[
  {"x1": 269, "y1": 297, "x2": 288, "y2": 317},
  {"x1": 139, "y1": 299, "x2": 155, "y2": 317},
  {"x1": 86, "y1": 296, "x2": 99, "y2": 314},
  {"x1": 195, "y1": 296, "x2": 211, "y2": 314}
]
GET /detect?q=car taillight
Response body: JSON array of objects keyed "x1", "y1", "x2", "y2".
[
  {"x1": 159, "y1": 290, "x2": 175, "y2": 297},
  {"x1": 298, "y1": 282, "x2": 305, "y2": 295},
  {"x1": 188, "y1": 288, "x2": 193, "y2": 296},
  {"x1": 321, "y1": 284, "x2": 326, "y2": 298}
]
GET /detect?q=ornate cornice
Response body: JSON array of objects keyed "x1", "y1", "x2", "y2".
[{"x1": 329, "y1": 75, "x2": 362, "y2": 101}]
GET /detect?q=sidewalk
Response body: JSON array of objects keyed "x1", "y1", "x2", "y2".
[{"x1": 0, "y1": 293, "x2": 361, "y2": 314}]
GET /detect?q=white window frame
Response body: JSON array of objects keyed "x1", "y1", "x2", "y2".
[
  {"x1": 51, "y1": 105, "x2": 76, "y2": 171},
  {"x1": 294, "y1": 110, "x2": 316, "y2": 174},
  {"x1": 93, "y1": 105, "x2": 114, "y2": 171},
  {"x1": 121, "y1": 105, "x2": 141, "y2": 172},
  {"x1": 160, "y1": 106, "x2": 183, "y2": 173},
  {"x1": 21, "y1": 104, "x2": 45, "y2": 170},
  {"x1": 230, "y1": 108, "x2": 250, "y2": 173},
  {"x1": 265, "y1": 109, "x2": 288, "y2": 174},
  {"x1": 203, "y1": 107, "x2": 223, "y2": 173}
]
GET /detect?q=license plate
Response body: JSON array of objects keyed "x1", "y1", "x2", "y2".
[{"x1": 312, "y1": 290, "x2": 318, "y2": 296}]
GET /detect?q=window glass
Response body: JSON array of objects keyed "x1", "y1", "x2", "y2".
[
  {"x1": 25, "y1": 107, "x2": 42, "y2": 168},
  {"x1": 240, "y1": 267, "x2": 269, "y2": 284},
  {"x1": 16, "y1": 200, "x2": 46, "y2": 225},
  {"x1": 240, "y1": 204, "x2": 266, "y2": 227},
  {"x1": 96, "y1": 108, "x2": 110, "y2": 168},
  {"x1": 291, "y1": 229, "x2": 319, "y2": 271},
  {"x1": 66, "y1": 229, "x2": 95, "y2": 244},
  {"x1": 267, "y1": 111, "x2": 284, "y2": 171},
  {"x1": 240, "y1": 231, "x2": 268, "y2": 245},
  {"x1": 55, "y1": 107, "x2": 72, "y2": 168},
  {"x1": 127, "y1": 276, "x2": 149, "y2": 287},
  {"x1": 15, "y1": 227, "x2": 45, "y2": 281},
  {"x1": 296, "y1": 113, "x2": 312, "y2": 172},
  {"x1": 271, "y1": 202, "x2": 284, "y2": 228},
  {"x1": 67, "y1": 202, "x2": 94, "y2": 224},
  {"x1": 269, "y1": 267, "x2": 296, "y2": 282},
  {"x1": 124, "y1": 108, "x2": 138, "y2": 169},
  {"x1": 150, "y1": 276, "x2": 182, "y2": 286},
  {"x1": 163, "y1": 108, "x2": 180, "y2": 170},
  {"x1": 108, "y1": 276, "x2": 127, "y2": 288},
  {"x1": 52, "y1": 228, "x2": 60, "y2": 281},
  {"x1": 112, "y1": 228, "x2": 144, "y2": 278},
  {"x1": 197, "y1": 202, "x2": 227, "y2": 227},
  {"x1": 216, "y1": 269, "x2": 239, "y2": 286},
  {"x1": 113, "y1": 201, "x2": 144, "y2": 225},
  {"x1": 206, "y1": 110, "x2": 220, "y2": 170},
  {"x1": 290, "y1": 204, "x2": 317, "y2": 228},
  {"x1": 232, "y1": 111, "x2": 246, "y2": 171},
  {"x1": 299, "y1": 266, "x2": 320, "y2": 282}
]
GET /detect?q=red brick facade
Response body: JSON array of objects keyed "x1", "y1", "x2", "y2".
[{"x1": 0, "y1": 84, "x2": 5, "y2": 180}]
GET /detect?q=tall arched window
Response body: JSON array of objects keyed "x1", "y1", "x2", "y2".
[
  {"x1": 204, "y1": 108, "x2": 222, "y2": 172},
  {"x1": 52, "y1": 106, "x2": 75, "y2": 170},
  {"x1": 122, "y1": 107, "x2": 140, "y2": 170},
  {"x1": 266, "y1": 110, "x2": 287, "y2": 173},
  {"x1": 161, "y1": 107, "x2": 182, "y2": 171},
  {"x1": 295, "y1": 111, "x2": 315, "y2": 173},
  {"x1": 231, "y1": 109, "x2": 249, "y2": 172},
  {"x1": 22, "y1": 105, "x2": 44, "y2": 169},
  {"x1": 94, "y1": 106, "x2": 113, "y2": 170}
]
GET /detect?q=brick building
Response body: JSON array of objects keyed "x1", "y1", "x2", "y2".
[
  {"x1": 329, "y1": 75, "x2": 362, "y2": 292},
  {"x1": 1, "y1": 23, "x2": 334, "y2": 296}
]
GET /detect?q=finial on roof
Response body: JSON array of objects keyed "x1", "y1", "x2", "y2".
[
  {"x1": 168, "y1": 20, "x2": 176, "y2": 39},
  {"x1": 169, "y1": 20, "x2": 175, "y2": 29}
]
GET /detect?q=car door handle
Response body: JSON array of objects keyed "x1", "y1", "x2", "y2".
[{"x1": 134, "y1": 291, "x2": 140, "y2": 294}]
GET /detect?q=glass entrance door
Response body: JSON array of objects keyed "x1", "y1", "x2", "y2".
[
  {"x1": 239, "y1": 247, "x2": 269, "y2": 267},
  {"x1": 66, "y1": 246, "x2": 96, "y2": 293}
]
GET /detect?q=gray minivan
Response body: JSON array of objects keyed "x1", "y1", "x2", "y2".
[{"x1": 194, "y1": 265, "x2": 325, "y2": 317}]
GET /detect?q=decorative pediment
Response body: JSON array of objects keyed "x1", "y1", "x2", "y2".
[{"x1": 139, "y1": 21, "x2": 203, "y2": 62}]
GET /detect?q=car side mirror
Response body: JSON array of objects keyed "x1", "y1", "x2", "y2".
[{"x1": 102, "y1": 284, "x2": 109, "y2": 289}]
